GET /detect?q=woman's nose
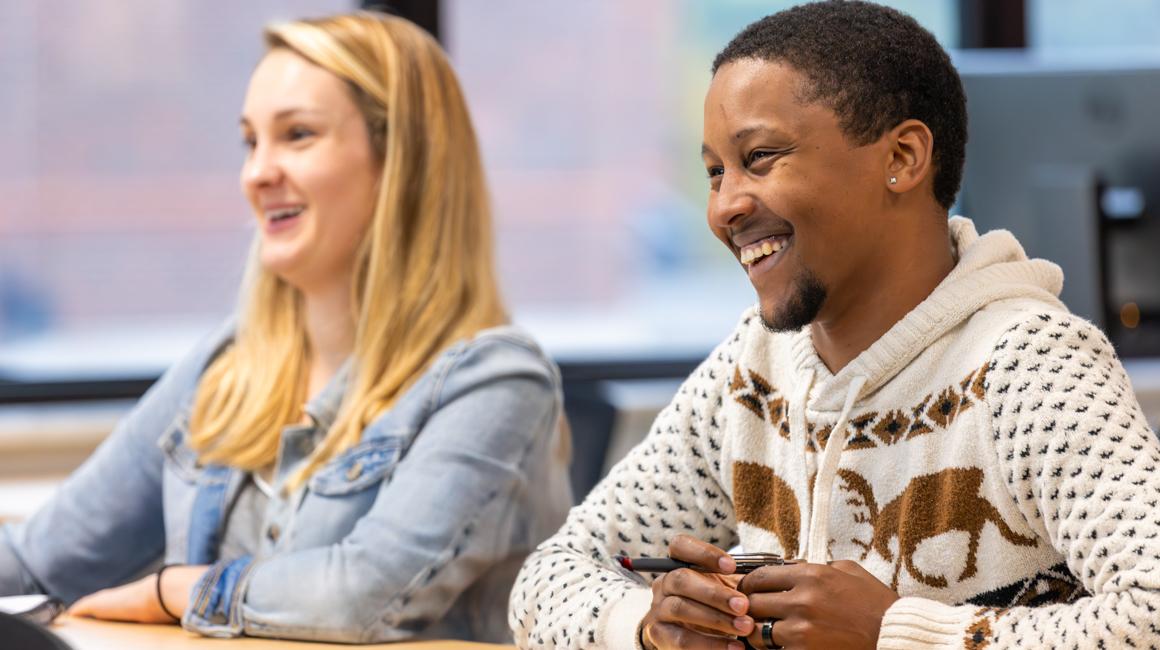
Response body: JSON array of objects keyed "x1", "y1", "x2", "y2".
[{"x1": 242, "y1": 143, "x2": 283, "y2": 190}]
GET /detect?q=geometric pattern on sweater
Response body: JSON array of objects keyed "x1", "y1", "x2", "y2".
[
  {"x1": 727, "y1": 363, "x2": 989, "y2": 453},
  {"x1": 963, "y1": 561, "x2": 1086, "y2": 609},
  {"x1": 509, "y1": 311, "x2": 1160, "y2": 650},
  {"x1": 729, "y1": 366, "x2": 791, "y2": 439},
  {"x1": 956, "y1": 313, "x2": 1160, "y2": 650},
  {"x1": 508, "y1": 336, "x2": 743, "y2": 649}
]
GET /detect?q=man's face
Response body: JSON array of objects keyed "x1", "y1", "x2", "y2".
[{"x1": 702, "y1": 59, "x2": 890, "y2": 331}]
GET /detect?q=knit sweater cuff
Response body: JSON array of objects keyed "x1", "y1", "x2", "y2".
[
  {"x1": 602, "y1": 587, "x2": 653, "y2": 650},
  {"x1": 878, "y1": 597, "x2": 976, "y2": 649}
]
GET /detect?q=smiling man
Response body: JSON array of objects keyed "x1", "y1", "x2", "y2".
[{"x1": 510, "y1": 2, "x2": 1160, "y2": 649}]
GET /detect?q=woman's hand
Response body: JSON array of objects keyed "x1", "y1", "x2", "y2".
[
  {"x1": 69, "y1": 565, "x2": 209, "y2": 624},
  {"x1": 639, "y1": 535, "x2": 753, "y2": 650}
]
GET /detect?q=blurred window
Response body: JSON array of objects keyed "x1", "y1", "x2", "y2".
[
  {"x1": 2, "y1": 1, "x2": 959, "y2": 389},
  {"x1": 445, "y1": 0, "x2": 958, "y2": 361},
  {"x1": 0, "y1": 1, "x2": 348, "y2": 384},
  {"x1": 1029, "y1": 0, "x2": 1160, "y2": 51}
]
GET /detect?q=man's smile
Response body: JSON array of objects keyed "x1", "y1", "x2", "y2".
[{"x1": 740, "y1": 233, "x2": 792, "y2": 267}]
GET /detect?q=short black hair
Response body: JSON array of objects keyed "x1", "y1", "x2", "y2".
[{"x1": 712, "y1": 1, "x2": 967, "y2": 209}]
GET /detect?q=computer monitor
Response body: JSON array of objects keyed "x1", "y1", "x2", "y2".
[{"x1": 956, "y1": 51, "x2": 1160, "y2": 356}]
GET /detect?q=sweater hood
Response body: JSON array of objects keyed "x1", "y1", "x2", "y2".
[
  {"x1": 774, "y1": 216, "x2": 1067, "y2": 562},
  {"x1": 787, "y1": 216, "x2": 1066, "y2": 413}
]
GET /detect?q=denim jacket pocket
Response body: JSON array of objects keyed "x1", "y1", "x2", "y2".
[
  {"x1": 158, "y1": 416, "x2": 225, "y2": 485},
  {"x1": 309, "y1": 435, "x2": 408, "y2": 496}
]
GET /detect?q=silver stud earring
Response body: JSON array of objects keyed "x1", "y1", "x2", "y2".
[{"x1": 889, "y1": 176, "x2": 898, "y2": 185}]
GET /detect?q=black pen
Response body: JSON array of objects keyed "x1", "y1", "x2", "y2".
[{"x1": 615, "y1": 553, "x2": 794, "y2": 574}]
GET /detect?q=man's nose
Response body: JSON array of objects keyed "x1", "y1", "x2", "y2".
[{"x1": 708, "y1": 172, "x2": 757, "y2": 232}]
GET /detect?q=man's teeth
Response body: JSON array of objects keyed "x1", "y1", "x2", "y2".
[
  {"x1": 741, "y1": 238, "x2": 786, "y2": 265},
  {"x1": 267, "y1": 207, "x2": 304, "y2": 221}
]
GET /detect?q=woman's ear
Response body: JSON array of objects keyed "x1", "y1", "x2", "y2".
[{"x1": 885, "y1": 119, "x2": 934, "y2": 195}]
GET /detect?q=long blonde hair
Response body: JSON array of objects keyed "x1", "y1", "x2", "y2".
[{"x1": 189, "y1": 12, "x2": 506, "y2": 489}]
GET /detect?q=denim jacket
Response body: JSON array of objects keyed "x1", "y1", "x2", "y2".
[{"x1": 0, "y1": 322, "x2": 572, "y2": 643}]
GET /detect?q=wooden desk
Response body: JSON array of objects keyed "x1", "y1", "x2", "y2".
[{"x1": 52, "y1": 616, "x2": 515, "y2": 649}]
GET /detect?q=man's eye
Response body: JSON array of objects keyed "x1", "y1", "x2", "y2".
[
  {"x1": 747, "y1": 150, "x2": 775, "y2": 165},
  {"x1": 241, "y1": 136, "x2": 256, "y2": 150},
  {"x1": 706, "y1": 166, "x2": 724, "y2": 178}
]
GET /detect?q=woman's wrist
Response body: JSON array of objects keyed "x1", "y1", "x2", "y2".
[
  {"x1": 155, "y1": 564, "x2": 183, "y2": 621},
  {"x1": 158, "y1": 564, "x2": 210, "y2": 622}
]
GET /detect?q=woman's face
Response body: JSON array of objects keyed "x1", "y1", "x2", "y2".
[{"x1": 240, "y1": 48, "x2": 380, "y2": 292}]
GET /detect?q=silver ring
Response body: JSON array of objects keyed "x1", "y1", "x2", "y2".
[{"x1": 761, "y1": 618, "x2": 781, "y2": 650}]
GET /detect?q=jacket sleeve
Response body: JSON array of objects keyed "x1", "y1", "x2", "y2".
[
  {"x1": 877, "y1": 313, "x2": 1160, "y2": 649},
  {"x1": 0, "y1": 324, "x2": 229, "y2": 603},
  {"x1": 509, "y1": 330, "x2": 744, "y2": 650},
  {"x1": 183, "y1": 335, "x2": 566, "y2": 643}
]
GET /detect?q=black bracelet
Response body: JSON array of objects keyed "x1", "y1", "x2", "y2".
[{"x1": 156, "y1": 563, "x2": 183, "y2": 622}]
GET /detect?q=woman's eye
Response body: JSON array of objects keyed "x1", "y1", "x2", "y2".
[
  {"x1": 241, "y1": 135, "x2": 256, "y2": 150},
  {"x1": 287, "y1": 126, "x2": 315, "y2": 141},
  {"x1": 706, "y1": 166, "x2": 724, "y2": 178}
]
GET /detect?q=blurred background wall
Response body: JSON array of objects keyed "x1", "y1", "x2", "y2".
[{"x1": 0, "y1": 1, "x2": 1157, "y2": 513}]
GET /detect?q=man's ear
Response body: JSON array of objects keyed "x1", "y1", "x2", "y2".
[{"x1": 884, "y1": 119, "x2": 934, "y2": 195}]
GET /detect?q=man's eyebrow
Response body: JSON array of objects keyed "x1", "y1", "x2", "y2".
[
  {"x1": 733, "y1": 125, "x2": 786, "y2": 140},
  {"x1": 702, "y1": 124, "x2": 789, "y2": 157}
]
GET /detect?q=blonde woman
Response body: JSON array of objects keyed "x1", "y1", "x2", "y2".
[{"x1": 0, "y1": 12, "x2": 571, "y2": 644}]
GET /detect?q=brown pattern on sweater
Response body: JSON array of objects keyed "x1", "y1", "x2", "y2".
[
  {"x1": 807, "y1": 362, "x2": 989, "y2": 452},
  {"x1": 728, "y1": 367, "x2": 793, "y2": 439},
  {"x1": 511, "y1": 311, "x2": 1160, "y2": 650},
  {"x1": 729, "y1": 367, "x2": 792, "y2": 439},
  {"x1": 964, "y1": 610, "x2": 993, "y2": 649},
  {"x1": 727, "y1": 363, "x2": 988, "y2": 452},
  {"x1": 768, "y1": 397, "x2": 790, "y2": 439},
  {"x1": 733, "y1": 461, "x2": 800, "y2": 555},
  {"x1": 808, "y1": 422, "x2": 834, "y2": 452},
  {"x1": 872, "y1": 410, "x2": 912, "y2": 445},
  {"x1": 838, "y1": 467, "x2": 1039, "y2": 589}
]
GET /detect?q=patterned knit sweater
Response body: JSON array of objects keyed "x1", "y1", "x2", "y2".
[{"x1": 510, "y1": 218, "x2": 1160, "y2": 649}]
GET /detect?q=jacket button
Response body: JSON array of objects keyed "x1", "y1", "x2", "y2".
[
  {"x1": 267, "y1": 523, "x2": 281, "y2": 542},
  {"x1": 345, "y1": 461, "x2": 364, "y2": 481}
]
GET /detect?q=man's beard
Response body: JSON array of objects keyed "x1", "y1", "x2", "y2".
[{"x1": 759, "y1": 267, "x2": 827, "y2": 333}]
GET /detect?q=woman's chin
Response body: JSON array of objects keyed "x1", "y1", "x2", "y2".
[{"x1": 258, "y1": 253, "x2": 304, "y2": 284}]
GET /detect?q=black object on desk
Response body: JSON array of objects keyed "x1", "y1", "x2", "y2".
[{"x1": 0, "y1": 611, "x2": 75, "y2": 649}]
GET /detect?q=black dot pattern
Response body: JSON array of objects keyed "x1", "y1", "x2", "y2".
[
  {"x1": 960, "y1": 313, "x2": 1160, "y2": 649},
  {"x1": 509, "y1": 331, "x2": 744, "y2": 648},
  {"x1": 510, "y1": 311, "x2": 1160, "y2": 649}
]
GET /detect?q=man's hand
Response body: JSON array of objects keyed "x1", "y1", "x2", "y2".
[
  {"x1": 69, "y1": 565, "x2": 208, "y2": 624},
  {"x1": 640, "y1": 535, "x2": 754, "y2": 650},
  {"x1": 741, "y1": 560, "x2": 898, "y2": 650}
]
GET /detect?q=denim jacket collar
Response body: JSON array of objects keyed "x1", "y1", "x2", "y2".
[{"x1": 302, "y1": 357, "x2": 352, "y2": 433}]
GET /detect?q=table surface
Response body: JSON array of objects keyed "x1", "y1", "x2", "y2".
[{"x1": 51, "y1": 616, "x2": 515, "y2": 649}]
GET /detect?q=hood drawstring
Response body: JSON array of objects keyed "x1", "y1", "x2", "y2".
[
  {"x1": 788, "y1": 367, "x2": 815, "y2": 560},
  {"x1": 804, "y1": 374, "x2": 868, "y2": 564},
  {"x1": 773, "y1": 218, "x2": 1064, "y2": 564}
]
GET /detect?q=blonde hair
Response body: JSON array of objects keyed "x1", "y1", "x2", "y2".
[{"x1": 188, "y1": 12, "x2": 506, "y2": 490}]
